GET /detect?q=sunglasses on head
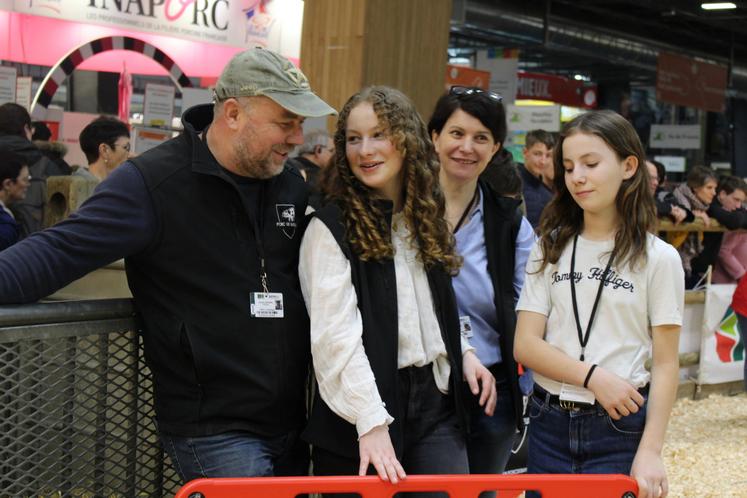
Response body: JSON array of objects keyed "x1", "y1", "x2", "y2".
[{"x1": 449, "y1": 86, "x2": 503, "y2": 103}]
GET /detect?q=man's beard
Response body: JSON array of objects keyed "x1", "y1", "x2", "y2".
[{"x1": 234, "y1": 139, "x2": 287, "y2": 180}]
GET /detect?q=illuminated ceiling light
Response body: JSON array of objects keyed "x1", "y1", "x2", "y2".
[
  {"x1": 701, "y1": 2, "x2": 737, "y2": 10},
  {"x1": 574, "y1": 74, "x2": 584, "y2": 81}
]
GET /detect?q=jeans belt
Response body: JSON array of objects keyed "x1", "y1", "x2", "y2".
[{"x1": 535, "y1": 384, "x2": 649, "y2": 412}]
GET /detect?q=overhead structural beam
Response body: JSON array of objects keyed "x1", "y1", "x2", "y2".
[{"x1": 454, "y1": 2, "x2": 747, "y2": 96}]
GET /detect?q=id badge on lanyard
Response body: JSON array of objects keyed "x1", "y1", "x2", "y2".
[{"x1": 245, "y1": 183, "x2": 285, "y2": 319}]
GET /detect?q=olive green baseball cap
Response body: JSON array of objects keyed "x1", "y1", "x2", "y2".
[{"x1": 214, "y1": 47, "x2": 336, "y2": 117}]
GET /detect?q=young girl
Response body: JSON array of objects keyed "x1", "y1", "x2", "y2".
[
  {"x1": 299, "y1": 86, "x2": 495, "y2": 494},
  {"x1": 514, "y1": 110, "x2": 683, "y2": 498}
]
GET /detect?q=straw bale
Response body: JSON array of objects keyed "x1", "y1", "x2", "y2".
[{"x1": 664, "y1": 393, "x2": 747, "y2": 498}]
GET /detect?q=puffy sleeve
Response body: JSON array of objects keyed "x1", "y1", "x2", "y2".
[{"x1": 299, "y1": 218, "x2": 394, "y2": 437}]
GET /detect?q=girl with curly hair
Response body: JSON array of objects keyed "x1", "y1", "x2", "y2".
[
  {"x1": 299, "y1": 86, "x2": 496, "y2": 491},
  {"x1": 514, "y1": 110, "x2": 684, "y2": 498}
]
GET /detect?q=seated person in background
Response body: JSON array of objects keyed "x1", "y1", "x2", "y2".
[
  {"x1": 517, "y1": 129, "x2": 555, "y2": 228},
  {"x1": 692, "y1": 175, "x2": 747, "y2": 284},
  {"x1": 32, "y1": 121, "x2": 72, "y2": 175},
  {"x1": 646, "y1": 159, "x2": 686, "y2": 224},
  {"x1": 0, "y1": 150, "x2": 30, "y2": 250},
  {"x1": 670, "y1": 166, "x2": 718, "y2": 287},
  {"x1": 286, "y1": 129, "x2": 334, "y2": 210},
  {"x1": 75, "y1": 116, "x2": 131, "y2": 182}
]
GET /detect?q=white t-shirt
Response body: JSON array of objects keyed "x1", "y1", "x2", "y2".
[{"x1": 517, "y1": 233, "x2": 684, "y2": 394}]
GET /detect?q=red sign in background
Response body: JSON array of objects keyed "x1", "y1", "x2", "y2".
[
  {"x1": 656, "y1": 52, "x2": 727, "y2": 113},
  {"x1": 445, "y1": 65, "x2": 491, "y2": 91},
  {"x1": 516, "y1": 72, "x2": 598, "y2": 109}
]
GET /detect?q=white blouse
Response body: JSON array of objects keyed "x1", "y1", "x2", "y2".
[{"x1": 299, "y1": 214, "x2": 471, "y2": 438}]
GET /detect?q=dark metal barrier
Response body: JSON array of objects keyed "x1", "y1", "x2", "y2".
[{"x1": 0, "y1": 299, "x2": 181, "y2": 497}]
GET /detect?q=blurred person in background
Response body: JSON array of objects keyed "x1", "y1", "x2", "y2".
[
  {"x1": 0, "y1": 150, "x2": 30, "y2": 250},
  {"x1": 697, "y1": 176, "x2": 747, "y2": 284},
  {"x1": 0, "y1": 103, "x2": 61, "y2": 237},
  {"x1": 690, "y1": 175, "x2": 747, "y2": 283},
  {"x1": 517, "y1": 129, "x2": 555, "y2": 228},
  {"x1": 31, "y1": 121, "x2": 72, "y2": 175},
  {"x1": 75, "y1": 116, "x2": 131, "y2": 183},
  {"x1": 669, "y1": 166, "x2": 718, "y2": 286},
  {"x1": 286, "y1": 128, "x2": 334, "y2": 209},
  {"x1": 645, "y1": 159, "x2": 686, "y2": 224}
]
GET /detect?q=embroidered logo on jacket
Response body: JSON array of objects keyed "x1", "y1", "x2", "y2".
[{"x1": 275, "y1": 204, "x2": 296, "y2": 239}]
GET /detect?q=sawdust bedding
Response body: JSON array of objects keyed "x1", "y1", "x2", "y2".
[{"x1": 663, "y1": 393, "x2": 747, "y2": 498}]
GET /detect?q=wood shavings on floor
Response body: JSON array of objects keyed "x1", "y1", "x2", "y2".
[{"x1": 664, "y1": 393, "x2": 747, "y2": 498}]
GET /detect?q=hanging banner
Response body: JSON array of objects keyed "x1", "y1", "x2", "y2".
[
  {"x1": 656, "y1": 52, "x2": 727, "y2": 113},
  {"x1": 8, "y1": 0, "x2": 304, "y2": 58},
  {"x1": 0, "y1": 66, "x2": 18, "y2": 105},
  {"x1": 445, "y1": 65, "x2": 490, "y2": 91},
  {"x1": 517, "y1": 72, "x2": 598, "y2": 109},
  {"x1": 475, "y1": 50, "x2": 518, "y2": 104},
  {"x1": 143, "y1": 83, "x2": 175, "y2": 127},
  {"x1": 650, "y1": 124, "x2": 701, "y2": 149},
  {"x1": 506, "y1": 105, "x2": 561, "y2": 132},
  {"x1": 698, "y1": 283, "x2": 744, "y2": 385}
]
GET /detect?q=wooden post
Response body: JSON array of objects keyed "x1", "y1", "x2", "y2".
[{"x1": 300, "y1": 0, "x2": 452, "y2": 124}]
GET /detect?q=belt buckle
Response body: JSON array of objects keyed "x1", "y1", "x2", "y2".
[{"x1": 559, "y1": 399, "x2": 579, "y2": 411}]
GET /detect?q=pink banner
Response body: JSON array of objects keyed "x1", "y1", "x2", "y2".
[{"x1": 0, "y1": 11, "x2": 252, "y2": 78}]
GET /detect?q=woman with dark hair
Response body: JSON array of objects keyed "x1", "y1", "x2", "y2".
[
  {"x1": 299, "y1": 86, "x2": 495, "y2": 492},
  {"x1": 0, "y1": 150, "x2": 30, "y2": 250},
  {"x1": 427, "y1": 86, "x2": 534, "y2": 478},
  {"x1": 75, "y1": 116, "x2": 131, "y2": 182},
  {"x1": 514, "y1": 110, "x2": 683, "y2": 498}
]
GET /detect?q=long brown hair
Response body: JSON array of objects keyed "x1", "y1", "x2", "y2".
[
  {"x1": 536, "y1": 110, "x2": 655, "y2": 271},
  {"x1": 322, "y1": 86, "x2": 461, "y2": 273}
]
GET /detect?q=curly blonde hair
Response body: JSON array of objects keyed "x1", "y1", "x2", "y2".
[{"x1": 322, "y1": 86, "x2": 461, "y2": 274}]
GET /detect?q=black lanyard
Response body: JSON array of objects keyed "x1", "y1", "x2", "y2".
[
  {"x1": 202, "y1": 130, "x2": 270, "y2": 292},
  {"x1": 252, "y1": 184, "x2": 269, "y2": 292},
  {"x1": 569, "y1": 234, "x2": 617, "y2": 361},
  {"x1": 453, "y1": 186, "x2": 479, "y2": 234}
]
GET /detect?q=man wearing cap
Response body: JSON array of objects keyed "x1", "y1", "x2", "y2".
[{"x1": 0, "y1": 48, "x2": 336, "y2": 481}]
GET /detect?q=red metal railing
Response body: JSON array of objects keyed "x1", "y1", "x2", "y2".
[{"x1": 175, "y1": 474, "x2": 638, "y2": 498}]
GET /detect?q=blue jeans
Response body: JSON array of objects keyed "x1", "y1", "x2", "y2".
[
  {"x1": 738, "y1": 312, "x2": 747, "y2": 391},
  {"x1": 525, "y1": 385, "x2": 646, "y2": 498},
  {"x1": 161, "y1": 429, "x2": 309, "y2": 483},
  {"x1": 466, "y1": 369, "x2": 517, "y2": 498}
]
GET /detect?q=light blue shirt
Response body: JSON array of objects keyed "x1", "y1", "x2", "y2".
[{"x1": 452, "y1": 186, "x2": 535, "y2": 367}]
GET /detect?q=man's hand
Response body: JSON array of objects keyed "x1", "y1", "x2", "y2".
[
  {"x1": 463, "y1": 350, "x2": 497, "y2": 416},
  {"x1": 358, "y1": 425, "x2": 406, "y2": 484}
]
